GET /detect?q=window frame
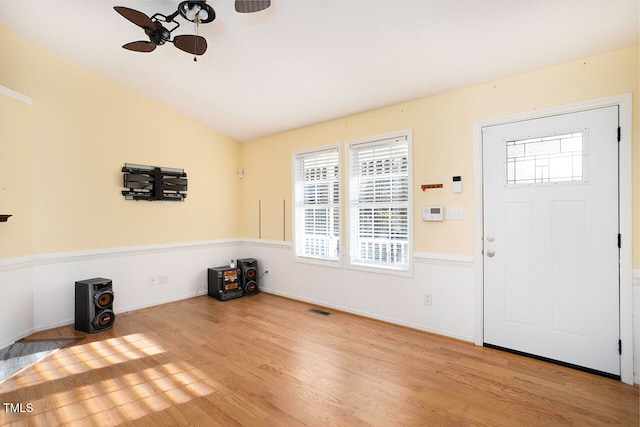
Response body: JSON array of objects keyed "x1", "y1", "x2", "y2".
[
  {"x1": 345, "y1": 129, "x2": 413, "y2": 275},
  {"x1": 291, "y1": 143, "x2": 343, "y2": 267}
]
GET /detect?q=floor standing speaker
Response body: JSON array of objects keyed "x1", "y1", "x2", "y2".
[
  {"x1": 237, "y1": 258, "x2": 259, "y2": 295},
  {"x1": 75, "y1": 278, "x2": 115, "y2": 333}
]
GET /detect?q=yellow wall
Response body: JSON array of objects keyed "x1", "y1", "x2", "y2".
[
  {"x1": 0, "y1": 95, "x2": 32, "y2": 258},
  {"x1": 239, "y1": 45, "x2": 640, "y2": 266},
  {"x1": 1, "y1": 22, "x2": 637, "y2": 268},
  {"x1": 0, "y1": 25, "x2": 241, "y2": 256}
]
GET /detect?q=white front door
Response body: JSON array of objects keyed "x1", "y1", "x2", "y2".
[{"x1": 482, "y1": 106, "x2": 620, "y2": 376}]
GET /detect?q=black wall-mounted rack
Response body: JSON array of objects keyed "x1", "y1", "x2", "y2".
[{"x1": 122, "y1": 163, "x2": 187, "y2": 201}]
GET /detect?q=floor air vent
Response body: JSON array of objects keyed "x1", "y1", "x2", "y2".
[{"x1": 309, "y1": 308, "x2": 331, "y2": 316}]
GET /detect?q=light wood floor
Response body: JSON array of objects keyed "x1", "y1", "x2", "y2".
[{"x1": 1, "y1": 292, "x2": 637, "y2": 426}]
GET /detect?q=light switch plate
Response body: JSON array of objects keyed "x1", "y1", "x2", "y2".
[{"x1": 446, "y1": 207, "x2": 464, "y2": 220}]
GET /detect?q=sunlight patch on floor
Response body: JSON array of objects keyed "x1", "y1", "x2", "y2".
[{"x1": 0, "y1": 333, "x2": 216, "y2": 425}]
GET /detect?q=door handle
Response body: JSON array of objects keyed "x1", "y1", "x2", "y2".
[{"x1": 486, "y1": 249, "x2": 495, "y2": 257}]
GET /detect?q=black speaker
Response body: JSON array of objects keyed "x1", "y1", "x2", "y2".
[
  {"x1": 75, "y1": 278, "x2": 115, "y2": 333},
  {"x1": 237, "y1": 258, "x2": 259, "y2": 295}
]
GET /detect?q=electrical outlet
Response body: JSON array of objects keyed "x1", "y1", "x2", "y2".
[
  {"x1": 158, "y1": 275, "x2": 169, "y2": 285},
  {"x1": 424, "y1": 293, "x2": 432, "y2": 306},
  {"x1": 149, "y1": 276, "x2": 156, "y2": 286}
]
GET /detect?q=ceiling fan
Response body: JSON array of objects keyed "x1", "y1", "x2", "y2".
[{"x1": 114, "y1": 0, "x2": 271, "y2": 57}]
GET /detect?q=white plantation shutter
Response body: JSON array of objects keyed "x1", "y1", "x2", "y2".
[
  {"x1": 349, "y1": 132, "x2": 410, "y2": 270},
  {"x1": 294, "y1": 147, "x2": 340, "y2": 260}
]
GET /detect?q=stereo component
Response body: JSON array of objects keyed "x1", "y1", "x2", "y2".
[
  {"x1": 75, "y1": 278, "x2": 115, "y2": 333},
  {"x1": 208, "y1": 267, "x2": 243, "y2": 301}
]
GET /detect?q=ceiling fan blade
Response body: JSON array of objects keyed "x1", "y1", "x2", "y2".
[
  {"x1": 173, "y1": 35, "x2": 208, "y2": 55},
  {"x1": 122, "y1": 41, "x2": 157, "y2": 53},
  {"x1": 114, "y1": 6, "x2": 155, "y2": 30},
  {"x1": 235, "y1": 0, "x2": 271, "y2": 13}
]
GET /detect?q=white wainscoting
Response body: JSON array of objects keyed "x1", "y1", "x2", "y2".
[
  {"x1": 0, "y1": 240, "x2": 242, "y2": 348},
  {"x1": 239, "y1": 239, "x2": 476, "y2": 342},
  {"x1": 1, "y1": 241, "x2": 637, "y2": 383},
  {"x1": 31, "y1": 240, "x2": 245, "y2": 331},
  {"x1": 0, "y1": 256, "x2": 35, "y2": 350}
]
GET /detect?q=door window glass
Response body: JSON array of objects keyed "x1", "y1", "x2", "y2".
[{"x1": 506, "y1": 132, "x2": 584, "y2": 185}]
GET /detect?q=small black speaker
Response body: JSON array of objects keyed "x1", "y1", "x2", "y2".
[
  {"x1": 237, "y1": 258, "x2": 259, "y2": 295},
  {"x1": 75, "y1": 278, "x2": 115, "y2": 333}
]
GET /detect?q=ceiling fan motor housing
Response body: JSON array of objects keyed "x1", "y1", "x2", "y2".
[{"x1": 147, "y1": 22, "x2": 171, "y2": 45}]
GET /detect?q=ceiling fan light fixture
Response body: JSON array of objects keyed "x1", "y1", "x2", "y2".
[
  {"x1": 178, "y1": 1, "x2": 215, "y2": 23},
  {"x1": 185, "y1": 4, "x2": 199, "y2": 20},
  {"x1": 198, "y1": 9, "x2": 209, "y2": 21},
  {"x1": 115, "y1": 0, "x2": 269, "y2": 57}
]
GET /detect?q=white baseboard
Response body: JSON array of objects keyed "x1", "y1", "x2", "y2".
[
  {"x1": 0, "y1": 327, "x2": 35, "y2": 351},
  {"x1": 33, "y1": 291, "x2": 211, "y2": 333},
  {"x1": 261, "y1": 287, "x2": 474, "y2": 342}
]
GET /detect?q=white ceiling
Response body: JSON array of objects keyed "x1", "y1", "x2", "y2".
[{"x1": 0, "y1": 0, "x2": 638, "y2": 142}]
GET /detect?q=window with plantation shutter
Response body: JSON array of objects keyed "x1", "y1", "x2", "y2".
[
  {"x1": 347, "y1": 131, "x2": 411, "y2": 270},
  {"x1": 293, "y1": 146, "x2": 341, "y2": 261}
]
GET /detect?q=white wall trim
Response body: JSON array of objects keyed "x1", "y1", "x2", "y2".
[
  {"x1": 237, "y1": 239, "x2": 474, "y2": 267},
  {"x1": 238, "y1": 238, "x2": 292, "y2": 249},
  {"x1": 0, "y1": 241, "x2": 474, "y2": 276},
  {"x1": 33, "y1": 291, "x2": 210, "y2": 333},
  {"x1": 0, "y1": 255, "x2": 34, "y2": 273},
  {"x1": 0, "y1": 84, "x2": 33, "y2": 105},
  {"x1": 414, "y1": 252, "x2": 474, "y2": 268},
  {"x1": 0, "y1": 239, "x2": 243, "y2": 271},
  {"x1": 1, "y1": 242, "x2": 474, "y2": 272},
  {"x1": 473, "y1": 93, "x2": 634, "y2": 384}
]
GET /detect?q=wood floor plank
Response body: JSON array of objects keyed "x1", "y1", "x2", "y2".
[{"x1": 1, "y1": 292, "x2": 637, "y2": 426}]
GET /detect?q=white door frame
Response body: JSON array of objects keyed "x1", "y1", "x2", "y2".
[{"x1": 473, "y1": 93, "x2": 633, "y2": 384}]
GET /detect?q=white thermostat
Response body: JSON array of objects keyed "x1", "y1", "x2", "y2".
[{"x1": 422, "y1": 206, "x2": 444, "y2": 221}]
